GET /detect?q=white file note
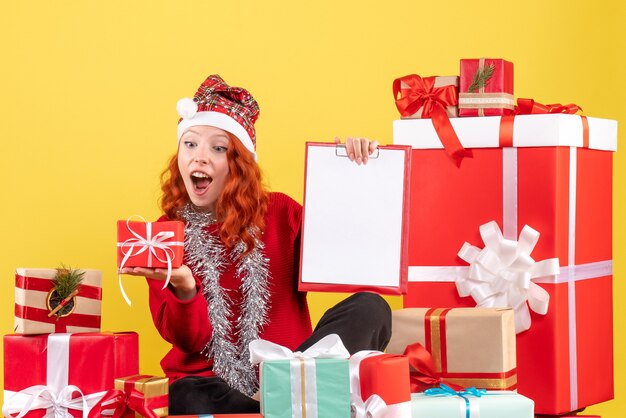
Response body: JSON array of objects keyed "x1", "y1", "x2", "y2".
[{"x1": 300, "y1": 143, "x2": 410, "y2": 292}]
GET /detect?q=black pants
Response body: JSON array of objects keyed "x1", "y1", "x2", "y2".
[{"x1": 169, "y1": 292, "x2": 392, "y2": 414}]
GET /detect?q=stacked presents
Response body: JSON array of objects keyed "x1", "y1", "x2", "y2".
[
  {"x1": 389, "y1": 58, "x2": 616, "y2": 416},
  {"x1": 252, "y1": 59, "x2": 614, "y2": 418},
  {"x1": 3, "y1": 267, "x2": 169, "y2": 417},
  {"x1": 2, "y1": 59, "x2": 615, "y2": 418}
]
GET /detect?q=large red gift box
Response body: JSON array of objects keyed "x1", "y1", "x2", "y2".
[
  {"x1": 3, "y1": 332, "x2": 139, "y2": 417},
  {"x1": 117, "y1": 219, "x2": 184, "y2": 270},
  {"x1": 393, "y1": 114, "x2": 616, "y2": 415},
  {"x1": 458, "y1": 58, "x2": 514, "y2": 117},
  {"x1": 14, "y1": 268, "x2": 102, "y2": 334}
]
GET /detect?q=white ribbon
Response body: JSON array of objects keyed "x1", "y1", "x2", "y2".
[
  {"x1": 250, "y1": 334, "x2": 350, "y2": 418},
  {"x1": 2, "y1": 334, "x2": 105, "y2": 418},
  {"x1": 117, "y1": 216, "x2": 183, "y2": 306},
  {"x1": 456, "y1": 221, "x2": 560, "y2": 333},
  {"x1": 351, "y1": 394, "x2": 387, "y2": 418},
  {"x1": 2, "y1": 386, "x2": 107, "y2": 418},
  {"x1": 408, "y1": 260, "x2": 611, "y2": 285}
]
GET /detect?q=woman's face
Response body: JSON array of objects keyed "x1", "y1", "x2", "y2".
[{"x1": 178, "y1": 125, "x2": 230, "y2": 212}]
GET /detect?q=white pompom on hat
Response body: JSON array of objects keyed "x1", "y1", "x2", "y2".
[{"x1": 177, "y1": 75, "x2": 260, "y2": 157}]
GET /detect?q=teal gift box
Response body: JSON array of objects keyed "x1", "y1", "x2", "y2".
[
  {"x1": 259, "y1": 358, "x2": 350, "y2": 418},
  {"x1": 411, "y1": 387, "x2": 534, "y2": 418},
  {"x1": 250, "y1": 334, "x2": 351, "y2": 418}
]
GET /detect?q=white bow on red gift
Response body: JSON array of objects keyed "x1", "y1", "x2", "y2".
[
  {"x1": 118, "y1": 216, "x2": 182, "y2": 306},
  {"x1": 2, "y1": 334, "x2": 107, "y2": 418},
  {"x1": 456, "y1": 221, "x2": 560, "y2": 333},
  {"x1": 1, "y1": 385, "x2": 99, "y2": 418}
]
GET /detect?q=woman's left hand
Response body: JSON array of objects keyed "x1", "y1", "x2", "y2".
[{"x1": 335, "y1": 136, "x2": 379, "y2": 165}]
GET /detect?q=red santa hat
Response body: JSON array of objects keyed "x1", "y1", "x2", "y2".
[{"x1": 176, "y1": 74, "x2": 260, "y2": 157}]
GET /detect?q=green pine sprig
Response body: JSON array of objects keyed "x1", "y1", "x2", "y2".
[
  {"x1": 468, "y1": 63, "x2": 495, "y2": 93},
  {"x1": 52, "y1": 266, "x2": 84, "y2": 299}
]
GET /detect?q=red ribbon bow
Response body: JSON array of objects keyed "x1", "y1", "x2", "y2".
[
  {"x1": 500, "y1": 98, "x2": 588, "y2": 148},
  {"x1": 88, "y1": 388, "x2": 165, "y2": 418},
  {"x1": 393, "y1": 75, "x2": 472, "y2": 167},
  {"x1": 514, "y1": 98, "x2": 582, "y2": 115},
  {"x1": 403, "y1": 342, "x2": 463, "y2": 393}
]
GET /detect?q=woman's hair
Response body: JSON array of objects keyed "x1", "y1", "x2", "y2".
[{"x1": 160, "y1": 133, "x2": 269, "y2": 255}]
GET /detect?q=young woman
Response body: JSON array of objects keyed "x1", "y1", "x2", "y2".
[{"x1": 120, "y1": 74, "x2": 391, "y2": 414}]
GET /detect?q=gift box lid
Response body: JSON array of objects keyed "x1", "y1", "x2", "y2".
[
  {"x1": 393, "y1": 114, "x2": 617, "y2": 151},
  {"x1": 411, "y1": 390, "x2": 534, "y2": 418},
  {"x1": 16, "y1": 267, "x2": 102, "y2": 286}
]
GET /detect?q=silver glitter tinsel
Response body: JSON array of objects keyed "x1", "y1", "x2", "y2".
[{"x1": 180, "y1": 204, "x2": 271, "y2": 396}]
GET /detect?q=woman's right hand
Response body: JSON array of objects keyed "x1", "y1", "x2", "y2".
[{"x1": 119, "y1": 264, "x2": 197, "y2": 300}]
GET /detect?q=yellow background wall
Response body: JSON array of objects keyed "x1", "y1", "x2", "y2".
[{"x1": 1, "y1": 0, "x2": 623, "y2": 416}]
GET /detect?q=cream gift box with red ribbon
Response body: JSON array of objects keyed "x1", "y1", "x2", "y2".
[
  {"x1": 14, "y1": 268, "x2": 102, "y2": 335},
  {"x1": 249, "y1": 334, "x2": 351, "y2": 418},
  {"x1": 387, "y1": 307, "x2": 517, "y2": 392},
  {"x1": 393, "y1": 113, "x2": 616, "y2": 415},
  {"x1": 2, "y1": 332, "x2": 138, "y2": 418}
]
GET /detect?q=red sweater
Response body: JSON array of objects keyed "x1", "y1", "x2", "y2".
[{"x1": 147, "y1": 192, "x2": 313, "y2": 381}]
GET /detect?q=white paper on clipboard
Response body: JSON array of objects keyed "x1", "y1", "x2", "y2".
[{"x1": 299, "y1": 142, "x2": 411, "y2": 294}]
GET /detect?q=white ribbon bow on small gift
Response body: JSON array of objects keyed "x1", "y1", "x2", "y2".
[
  {"x1": 118, "y1": 216, "x2": 183, "y2": 306},
  {"x1": 456, "y1": 221, "x2": 560, "y2": 333},
  {"x1": 249, "y1": 333, "x2": 350, "y2": 363},
  {"x1": 352, "y1": 394, "x2": 387, "y2": 418},
  {"x1": 250, "y1": 334, "x2": 350, "y2": 418}
]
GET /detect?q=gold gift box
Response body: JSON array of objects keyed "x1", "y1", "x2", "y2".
[
  {"x1": 115, "y1": 374, "x2": 169, "y2": 417},
  {"x1": 400, "y1": 76, "x2": 459, "y2": 118}
]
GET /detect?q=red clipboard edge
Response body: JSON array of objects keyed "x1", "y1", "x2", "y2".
[{"x1": 297, "y1": 142, "x2": 412, "y2": 295}]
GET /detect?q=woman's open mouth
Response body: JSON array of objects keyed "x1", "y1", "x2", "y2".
[{"x1": 191, "y1": 171, "x2": 213, "y2": 194}]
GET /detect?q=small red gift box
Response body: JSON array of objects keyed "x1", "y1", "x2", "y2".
[
  {"x1": 393, "y1": 113, "x2": 616, "y2": 415},
  {"x1": 117, "y1": 219, "x2": 184, "y2": 270},
  {"x1": 14, "y1": 268, "x2": 102, "y2": 334},
  {"x1": 3, "y1": 332, "x2": 139, "y2": 418},
  {"x1": 458, "y1": 58, "x2": 514, "y2": 116},
  {"x1": 350, "y1": 351, "x2": 411, "y2": 417}
]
